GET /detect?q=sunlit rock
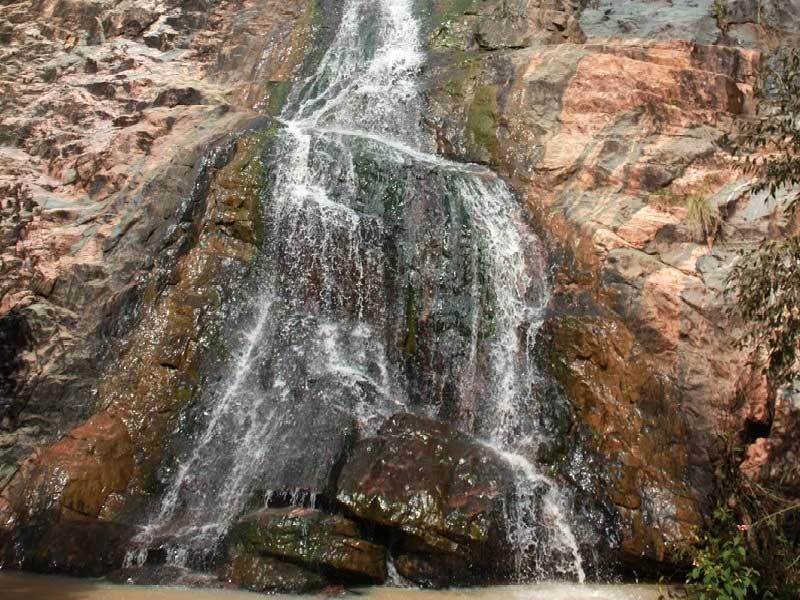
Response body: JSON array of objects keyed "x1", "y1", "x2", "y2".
[{"x1": 226, "y1": 508, "x2": 387, "y2": 584}]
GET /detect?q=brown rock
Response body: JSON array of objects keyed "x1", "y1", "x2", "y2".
[
  {"x1": 0, "y1": 0, "x2": 314, "y2": 504},
  {"x1": 336, "y1": 413, "x2": 517, "y2": 584},
  {"x1": 219, "y1": 553, "x2": 328, "y2": 594},
  {"x1": 0, "y1": 0, "x2": 315, "y2": 572},
  {"x1": 423, "y1": 0, "x2": 798, "y2": 574},
  {"x1": 228, "y1": 508, "x2": 387, "y2": 584},
  {"x1": 537, "y1": 296, "x2": 703, "y2": 568},
  {"x1": 29, "y1": 519, "x2": 132, "y2": 577}
]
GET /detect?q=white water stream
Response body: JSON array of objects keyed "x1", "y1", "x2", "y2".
[{"x1": 128, "y1": 0, "x2": 585, "y2": 583}]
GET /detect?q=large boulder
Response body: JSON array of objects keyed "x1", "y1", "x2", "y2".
[
  {"x1": 336, "y1": 412, "x2": 518, "y2": 586},
  {"x1": 226, "y1": 507, "x2": 387, "y2": 584},
  {"x1": 219, "y1": 553, "x2": 327, "y2": 594}
]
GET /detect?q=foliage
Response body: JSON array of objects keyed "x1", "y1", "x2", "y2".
[
  {"x1": 730, "y1": 238, "x2": 800, "y2": 384},
  {"x1": 727, "y1": 49, "x2": 800, "y2": 387},
  {"x1": 712, "y1": 0, "x2": 729, "y2": 28},
  {"x1": 685, "y1": 195, "x2": 721, "y2": 245},
  {"x1": 716, "y1": 443, "x2": 800, "y2": 599},
  {"x1": 731, "y1": 50, "x2": 800, "y2": 218},
  {"x1": 686, "y1": 47, "x2": 800, "y2": 600},
  {"x1": 687, "y1": 506, "x2": 760, "y2": 600},
  {"x1": 684, "y1": 447, "x2": 800, "y2": 600}
]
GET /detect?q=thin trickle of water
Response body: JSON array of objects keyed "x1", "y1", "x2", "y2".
[{"x1": 128, "y1": 0, "x2": 586, "y2": 583}]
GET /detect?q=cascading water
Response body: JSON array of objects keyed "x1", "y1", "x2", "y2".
[{"x1": 127, "y1": 0, "x2": 585, "y2": 583}]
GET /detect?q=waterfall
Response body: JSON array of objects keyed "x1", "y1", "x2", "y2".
[{"x1": 128, "y1": 0, "x2": 585, "y2": 583}]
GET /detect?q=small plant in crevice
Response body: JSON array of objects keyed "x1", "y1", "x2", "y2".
[
  {"x1": 712, "y1": 0, "x2": 729, "y2": 29},
  {"x1": 685, "y1": 194, "x2": 721, "y2": 246}
]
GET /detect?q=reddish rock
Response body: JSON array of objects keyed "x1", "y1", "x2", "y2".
[
  {"x1": 0, "y1": 0, "x2": 314, "y2": 499},
  {"x1": 424, "y1": 0, "x2": 797, "y2": 571},
  {"x1": 2, "y1": 0, "x2": 799, "y2": 584},
  {"x1": 0, "y1": 0, "x2": 313, "y2": 572}
]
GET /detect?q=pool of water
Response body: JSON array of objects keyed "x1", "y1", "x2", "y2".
[{"x1": 0, "y1": 572, "x2": 675, "y2": 600}]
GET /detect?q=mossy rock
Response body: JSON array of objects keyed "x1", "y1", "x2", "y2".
[
  {"x1": 466, "y1": 83, "x2": 500, "y2": 162},
  {"x1": 228, "y1": 508, "x2": 387, "y2": 583},
  {"x1": 336, "y1": 413, "x2": 522, "y2": 585}
]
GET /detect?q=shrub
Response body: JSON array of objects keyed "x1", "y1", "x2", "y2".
[
  {"x1": 684, "y1": 447, "x2": 800, "y2": 600},
  {"x1": 685, "y1": 195, "x2": 721, "y2": 245},
  {"x1": 728, "y1": 49, "x2": 800, "y2": 387},
  {"x1": 730, "y1": 237, "x2": 800, "y2": 384},
  {"x1": 687, "y1": 506, "x2": 760, "y2": 600},
  {"x1": 712, "y1": 0, "x2": 729, "y2": 28},
  {"x1": 702, "y1": 48, "x2": 800, "y2": 600},
  {"x1": 732, "y1": 50, "x2": 800, "y2": 219}
]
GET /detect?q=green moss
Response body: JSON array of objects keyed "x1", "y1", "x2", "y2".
[
  {"x1": 441, "y1": 56, "x2": 481, "y2": 99},
  {"x1": 216, "y1": 124, "x2": 283, "y2": 247},
  {"x1": 262, "y1": 81, "x2": 291, "y2": 116},
  {"x1": 424, "y1": 0, "x2": 483, "y2": 29},
  {"x1": 467, "y1": 84, "x2": 499, "y2": 160},
  {"x1": 232, "y1": 511, "x2": 386, "y2": 581}
]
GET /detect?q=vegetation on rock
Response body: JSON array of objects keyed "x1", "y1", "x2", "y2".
[
  {"x1": 685, "y1": 195, "x2": 721, "y2": 247},
  {"x1": 683, "y1": 446, "x2": 800, "y2": 599},
  {"x1": 729, "y1": 49, "x2": 800, "y2": 387},
  {"x1": 686, "y1": 48, "x2": 800, "y2": 600},
  {"x1": 686, "y1": 506, "x2": 760, "y2": 600},
  {"x1": 712, "y1": 0, "x2": 729, "y2": 30},
  {"x1": 735, "y1": 51, "x2": 800, "y2": 218},
  {"x1": 731, "y1": 238, "x2": 800, "y2": 385}
]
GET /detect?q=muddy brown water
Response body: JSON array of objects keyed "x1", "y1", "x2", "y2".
[{"x1": 0, "y1": 572, "x2": 674, "y2": 600}]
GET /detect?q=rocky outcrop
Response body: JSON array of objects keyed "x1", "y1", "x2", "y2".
[
  {"x1": 0, "y1": 0, "x2": 320, "y2": 575},
  {"x1": 225, "y1": 508, "x2": 387, "y2": 584},
  {"x1": 0, "y1": 0, "x2": 316, "y2": 490},
  {"x1": 421, "y1": 0, "x2": 800, "y2": 572},
  {"x1": 0, "y1": 126, "x2": 270, "y2": 571},
  {"x1": 1, "y1": 0, "x2": 798, "y2": 590},
  {"x1": 219, "y1": 553, "x2": 327, "y2": 594},
  {"x1": 337, "y1": 413, "x2": 516, "y2": 586},
  {"x1": 162, "y1": 414, "x2": 530, "y2": 592}
]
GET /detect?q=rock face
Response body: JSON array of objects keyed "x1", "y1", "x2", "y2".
[
  {"x1": 337, "y1": 413, "x2": 516, "y2": 586},
  {"x1": 421, "y1": 0, "x2": 800, "y2": 572},
  {"x1": 1, "y1": 0, "x2": 799, "y2": 591},
  {"x1": 0, "y1": 0, "x2": 315, "y2": 489},
  {"x1": 220, "y1": 553, "x2": 327, "y2": 594},
  {"x1": 0, "y1": 0, "x2": 318, "y2": 576}
]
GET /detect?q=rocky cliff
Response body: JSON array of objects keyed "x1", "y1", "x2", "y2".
[
  {"x1": 0, "y1": 0, "x2": 318, "y2": 486},
  {"x1": 0, "y1": 0, "x2": 798, "y2": 590},
  {"x1": 420, "y1": 0, "x2": 800, "y2": 571}
]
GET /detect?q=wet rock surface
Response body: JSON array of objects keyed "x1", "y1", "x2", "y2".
[
  {"x1": 219, "y1": 553, "x2": 327, "y2": 594},
  {"x1": 0, "y1": 126, "x2": 278, "y2": 573},
  {"x1": 227, "y1": 508, "x2": 387, "y2": 583},
  {"x1": 421, "y1": 0, "x2": 800, "y2": 572},
  {"x1": 0, "y1": 0, "x2": 799, "y2": 591},
  {"x1": 0, "y1": 0, "x2": 316, "y2": 572},
  {"x1": 0, "y1": 0, "x2": 314, "y2": 490},
  {"x1": 337, "y1": 413, "x2": 516, "y2": 585}
]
